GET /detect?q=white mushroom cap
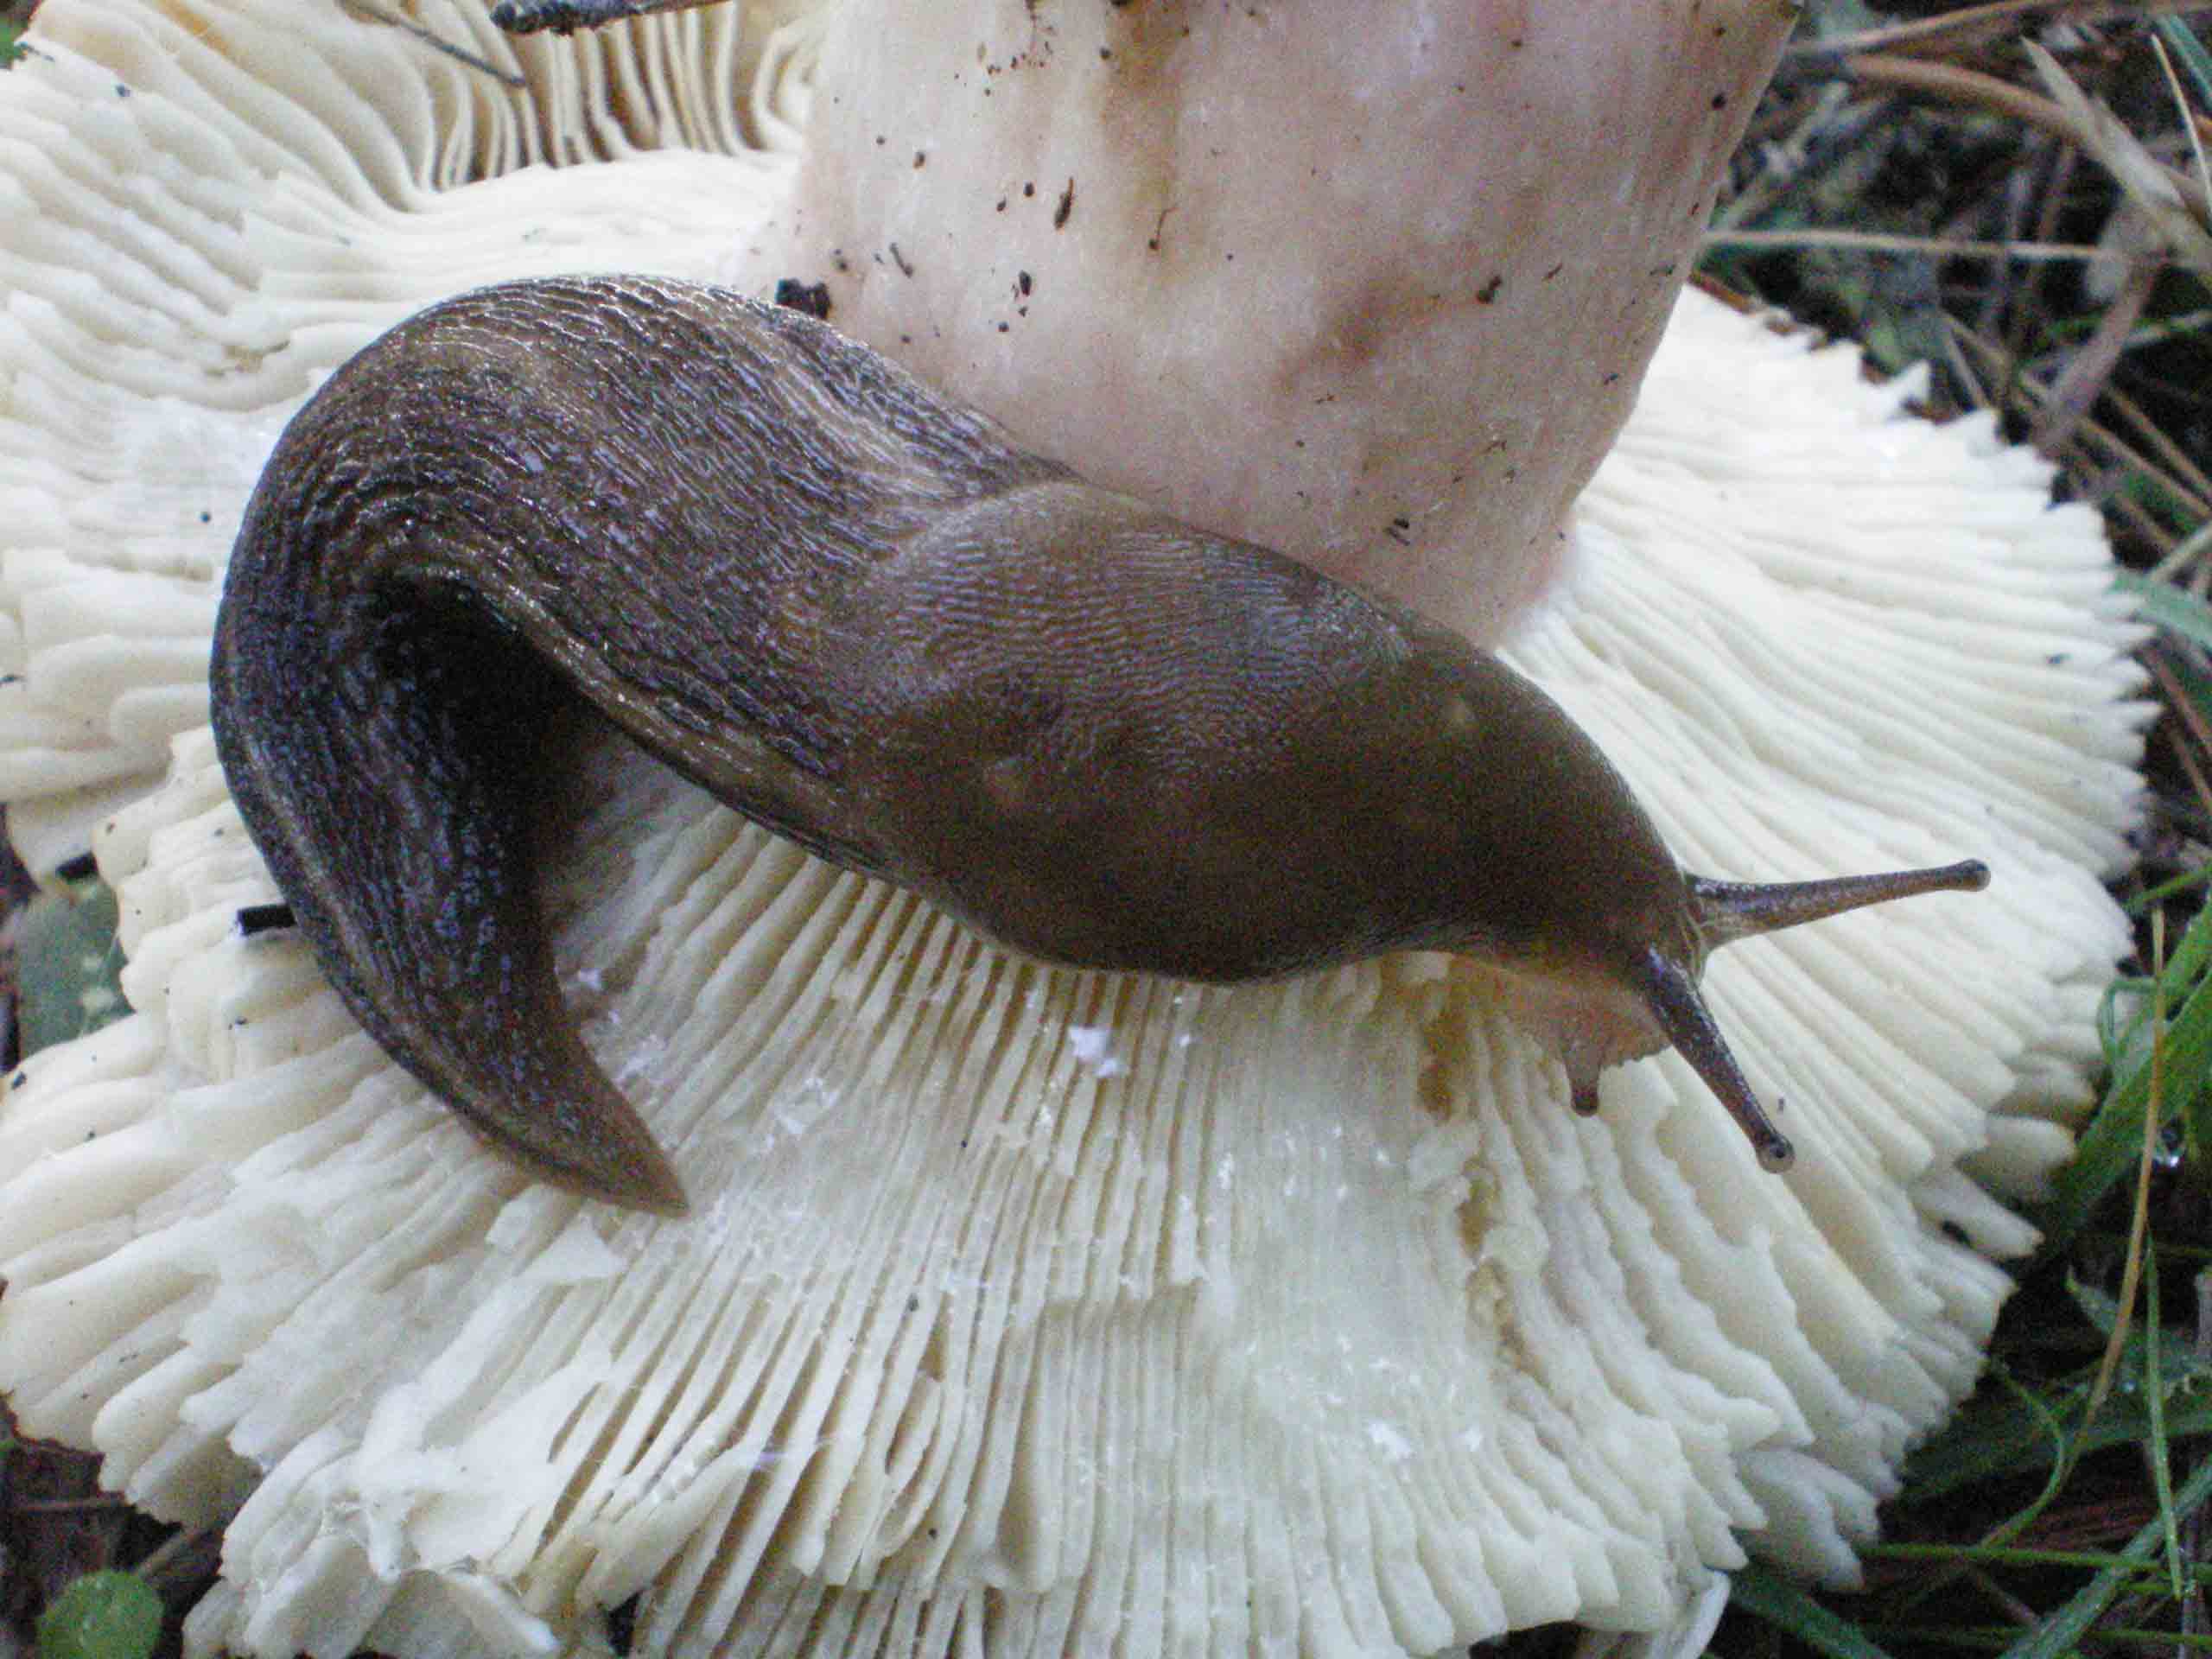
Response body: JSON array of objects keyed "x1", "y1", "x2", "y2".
[{"x1": 0, "y1": 3, "x2": 2146, "y2": 1659}]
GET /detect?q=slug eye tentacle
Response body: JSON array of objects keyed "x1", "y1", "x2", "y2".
[
  {"x1": 1630, "y1": 947, "x2": 1796, "y2": 1173},
  {"x1": 1632, "y1": 859, "x2": 1991, "y2": 1172},
  {"x1": 1684, "y1": 860, "x2": 1991, "y2": 955}
]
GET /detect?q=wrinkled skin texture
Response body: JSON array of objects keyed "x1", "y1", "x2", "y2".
[{"x1": 781, "y1": 0, "x2": 1798, "y2": 644}]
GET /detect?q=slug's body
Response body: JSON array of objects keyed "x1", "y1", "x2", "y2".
[{"x1": 212, "y1": 275, "x2": 1985, "y2": 1214}]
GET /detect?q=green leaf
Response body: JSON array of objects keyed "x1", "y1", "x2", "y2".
[
  {"x1": 1731, "y1": 1562, "x2": 1898, "y2": 1659},
  {"x1": 35, "y1": 1571, "x2": 162, "y2": 1659},
  {"x1": 16, "y1": 880, "x2": 128, "y2": 1058},
  {"x1": 2115, "y1": 570, "x2": 2212, "y2": 653},
  {"x1": 2068, "y1": 1274, "x2": 2124, "y2": 1337}
]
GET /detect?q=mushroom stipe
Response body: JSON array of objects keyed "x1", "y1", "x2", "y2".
[{"x1": 209, "y1": 273, "x2": 1991, "y2": 1214}]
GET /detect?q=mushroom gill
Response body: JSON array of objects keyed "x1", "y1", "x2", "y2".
[{"x1": 0, "y1": 3, "x2": 2146, "y2": 1658}]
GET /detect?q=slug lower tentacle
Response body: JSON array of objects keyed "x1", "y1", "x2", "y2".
[{"x1": 210, "y1": 274, "x2": 1988, "y2": 1211}]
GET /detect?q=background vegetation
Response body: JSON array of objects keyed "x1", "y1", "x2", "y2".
[{"x1": 1703, "y1": 4, "x2": 2212, "y2": 1657}]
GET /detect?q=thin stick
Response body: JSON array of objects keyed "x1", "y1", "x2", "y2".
[
  {"x1": 1842, "y1": 53, "x2": 2212, "y2": 223},
  {"x1": 1788, "y1": 1, "x2": 2212, "y2": 64},
  {"x1": 2083, "y1": 911, "x2": 2166, "y2": 1440},
  {"x1": 2149, "y1": 653, "x2": 2212, "y2": 833},
  {"x1": 2153, "y1": 29, "x2": 2212, "y2": 214},
  {"x1": 1949, "y1": 319, "x2": 2212, "y2": 529},
  {"x1": 1701, "y1": 228, "x2": 2115, "y2": 262},
  {"x1": 335, "y1": 0, "x2": 526, "y2": 87},
  {"x1": 2033, "y1": 257, "x2": 2159, "y2": 454}
]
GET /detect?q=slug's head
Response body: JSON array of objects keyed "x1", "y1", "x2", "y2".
[
  {"x1": 1255, "y1": 633, "x2": 1997, "y2": 1174},
  {"x1": 1386, "y1": 648, "x2": 1991, "y2": 1173},
  {"x1": 1555, "y1": 861, "x2": 1993, "y2": 1172}
]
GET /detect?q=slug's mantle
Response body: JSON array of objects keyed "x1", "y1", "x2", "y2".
[{"x1": 0, "y1": 4, "x2": 2148, "y2": 1659}]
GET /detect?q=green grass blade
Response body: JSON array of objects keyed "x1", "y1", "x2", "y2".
[
  {"x1": 1731, "y1": 1562, "x2": 1899, "y2": 1659},
  {"x1": 2156, "y1": 16, "x2": 2212, "y2": 111},
  {"x1": 2142, "y1": 1248, "x2": 2183, "y2": 1598},
  {"x1": 2128, "y1": 861, "x2": 2212, "y2": 914},
  {"x1": 2042, "y1": 904, "x2": 2212, "y2": 1249},
  {"x1": 1901, "y1": 1371, "x2": 2212, "y2": 1503},
  {"x1": 1998, "y1": 1452, "x2": 2212, "y2": 1659}
]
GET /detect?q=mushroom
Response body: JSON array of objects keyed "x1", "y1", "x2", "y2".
[{"x1": 0, "y1": 3, "x2": 2145, "y2": 1658}]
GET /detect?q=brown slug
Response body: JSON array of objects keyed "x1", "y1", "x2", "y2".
[{"x1": 209, "y1": 273, "x2": 1988, "y2": 1215}]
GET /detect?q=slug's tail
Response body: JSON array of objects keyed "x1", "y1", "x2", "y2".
[
  {"x1": 211, "y1": 584, "x2": 689, "y2": 1217},
  {"x1": 1630, "y1": 859, "x2": 1992, "y2": 1173}
]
